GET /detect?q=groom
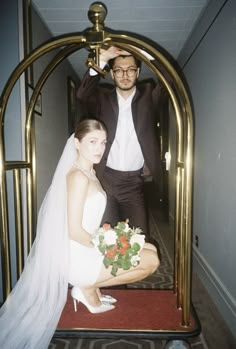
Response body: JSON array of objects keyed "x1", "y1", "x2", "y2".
[{"x1": 77, "y1": 46, "x2": 164, "y2": 236}]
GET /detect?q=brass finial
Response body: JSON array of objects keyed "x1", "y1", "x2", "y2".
[{"x1": 88, "y1": 2, "x2": 107, "y2": 31}]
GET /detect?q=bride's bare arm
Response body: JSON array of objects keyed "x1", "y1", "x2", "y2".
[{"x1": 67, "y1": 170, "x2": 93, "y2": 246}]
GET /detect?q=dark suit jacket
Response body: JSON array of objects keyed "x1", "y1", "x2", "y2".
[{"x1": 77, "y1": 71, "x2": 164, "y2": 198}]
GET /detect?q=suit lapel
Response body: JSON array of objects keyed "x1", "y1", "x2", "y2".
[
  {"x1": 132, "y1": 88, "x2": 141, "y2": 136},
  {"x1": 104, "y1": 91, "x2": 118, "y2": 143},
  {"x1": 109, "y1": 90, "x2": 119, "y2": 119}
]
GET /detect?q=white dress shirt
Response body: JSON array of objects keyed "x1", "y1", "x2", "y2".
[
  {"x1": 107, "y1": 89, "x2": 144, "y2": 171},
  {"x1": 89, "y1": 63, "x2": 144, "y2": 171}
]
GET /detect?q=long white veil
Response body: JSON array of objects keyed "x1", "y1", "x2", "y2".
[{"x1": 0, "y1": 133, "x2": 77, "y2": 349}]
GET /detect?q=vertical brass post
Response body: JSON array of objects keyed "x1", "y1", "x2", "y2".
[
  {"x1": 0, "y1": 164, "x2": 11, "y2": 297},
  {"x1": 13, "y1": 169, "x2": 24, "y2": 276},
  {"x1": 181, "y1": 110, "x2": 193, "y2": 326}
]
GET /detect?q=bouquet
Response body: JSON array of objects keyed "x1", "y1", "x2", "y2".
[{"x1": 92, "y1": 220, "x2": 145, "y2": 276}]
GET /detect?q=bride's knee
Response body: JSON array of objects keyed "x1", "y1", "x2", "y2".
[
  {"x1": 142, "y1": 249, "x2": 160, "y2": 274},
  {"x1": 144, "y1": 242, "x2": 158, "y2": 253},
  {"x1": 149, "y1": 250, "x2": 160, "y2": 273}
]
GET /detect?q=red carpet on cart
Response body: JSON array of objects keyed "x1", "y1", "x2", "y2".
[{"x1": 57, "y1": 289, "x2": 197, "y2": 333}]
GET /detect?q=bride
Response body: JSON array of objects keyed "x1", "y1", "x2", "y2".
[{"x1": 0, "y1": 118, "x2": 159, "y2": 348}]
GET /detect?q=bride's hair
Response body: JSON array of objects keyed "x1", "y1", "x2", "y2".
[{"x1": 75, "y1": 118, "x2": 107, "y2": 141}]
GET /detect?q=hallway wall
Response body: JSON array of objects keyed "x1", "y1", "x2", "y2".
[
  {"x1": 0, "y1": 0, "x2": 24, "y2": 302},
  {"x1": 178, "y1": 0, "x2": 236, "y2": 336},
  {"x1": 31, "y1": 6, "x2": 80, "y2": 207},
  {"x1": 0, "y1": 0, "x2": 23, "y2": 160},
  {"x1": 0, "y1": 2, "x2": 80, "y2": 300}
]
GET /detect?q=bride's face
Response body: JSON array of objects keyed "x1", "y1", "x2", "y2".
[{"x1": 77, "y1": 130, "x2": 107, "y2": 164}]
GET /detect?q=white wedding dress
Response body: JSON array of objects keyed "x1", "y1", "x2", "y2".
[
  {"x1": 0, "y1": 134, "x2": 108, "y2": 349},
  {"x1": 69, "y1": 190, "x2": 106, "y2": 287}
]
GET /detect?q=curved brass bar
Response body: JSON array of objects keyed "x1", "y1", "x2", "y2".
[
  {"x1": 0, "y1": 35, "x2": 86, "y2": 124},
  {"x1": 25, "y1": 44, "x2": 83, "y2": 248},
  {"x1": 26, "y1": 43, "x2": 82, "y2": 133}
]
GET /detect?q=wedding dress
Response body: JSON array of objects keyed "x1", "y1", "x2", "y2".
[
  {"x1": 69, "y1": 191, "x2": 106, "y2": 287},
  {"x1": 0, "y1": 133, "x2": 106, "y2": 349}
]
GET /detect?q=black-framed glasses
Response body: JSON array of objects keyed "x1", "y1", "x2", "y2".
[{"x1": 112, "y1": 68, "x2": 138, "y2": 78}]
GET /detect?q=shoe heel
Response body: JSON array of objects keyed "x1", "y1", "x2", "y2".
[{"x1": 73, "y1": 298, "x2": 78, "y2": 312}]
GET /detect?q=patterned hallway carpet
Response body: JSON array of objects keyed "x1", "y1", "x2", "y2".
[
  {"x1": 50, "y1": 212, "x2": 205, "y2": 349},
  {"x1": 127, "y1": 212, "x2": 173, "y2": 290}
]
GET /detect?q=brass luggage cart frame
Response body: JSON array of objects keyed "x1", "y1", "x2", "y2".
[{"x1": 0, "y1": 2, "x2": 199, "y2": 341}]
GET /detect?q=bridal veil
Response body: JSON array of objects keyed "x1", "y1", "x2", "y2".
[{"x1": 0, "y1": 133, "x2": 77, "y2": 348}]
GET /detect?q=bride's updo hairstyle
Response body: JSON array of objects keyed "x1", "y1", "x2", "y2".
[{"x1": 74, "y1": 118, "x2": 107, "y2": 141}]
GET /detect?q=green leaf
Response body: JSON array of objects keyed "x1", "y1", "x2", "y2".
[
  {"x1": 111, "y1": 265, "x2": 118, "y2": 276},
  {"x1": 122, "y1": 260, "x2": 131, "y2": 270},
  {"x1": 103, "y1": 257, "x2": 112, "y2": 268},
  {"x1": 99, "y1": 245, "x2": 106, "y2": 254},
  {"x1": 131, "y1": 243, "x2": 140, "y2": 252},
  {"x1": 116, "y1": 259, "x2": 122, "y2": 268}
]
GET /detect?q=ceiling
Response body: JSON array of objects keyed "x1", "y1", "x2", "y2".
[{"x1": 32, "y1": 0, "x2": 209, "y2": 79}]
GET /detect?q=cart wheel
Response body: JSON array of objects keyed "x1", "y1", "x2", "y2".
[{"x1": 164, "y1": 340, "x2": 191, "y2": 349}]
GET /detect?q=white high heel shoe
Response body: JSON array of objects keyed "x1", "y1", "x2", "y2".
[
  {"x1": 99, "y1": 294, "x2": 117, "y2": 304},
  {"x1": 71, "y1": 287, "x2": 115, "y2": 314}
]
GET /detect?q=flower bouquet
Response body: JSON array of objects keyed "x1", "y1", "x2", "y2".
[{"x1": 92, "y1": 220, "x2": 145, "y2": 276}]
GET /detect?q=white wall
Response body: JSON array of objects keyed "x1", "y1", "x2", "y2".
[{"x1": 178, "y1": 0, "x2": 236, "y2": 336}]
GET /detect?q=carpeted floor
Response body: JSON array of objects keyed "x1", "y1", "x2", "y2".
[
  {"x1": 50, "y1": 183, "x2": 236, "y2": 348},
  {"x1": 127, "y1": 213, "x2": 173, "y2": 290},
  {"x1": 50, "y1": 338, "x2": 170, "y2": 348},
  {"x1": 50, "y1": 210, "x2": 204, "y2": 348}
]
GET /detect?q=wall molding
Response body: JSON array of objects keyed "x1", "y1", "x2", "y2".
[{"x1": 193, "y1": 245, "x2": 236, "y2": 337}]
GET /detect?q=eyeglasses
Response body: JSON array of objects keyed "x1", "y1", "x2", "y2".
[{"x1": 112, "y1": 68, "x2": 138, "y2": 78}]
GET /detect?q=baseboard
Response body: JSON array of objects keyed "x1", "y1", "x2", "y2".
[{"x1": 193, "y1": 245, "x2": 236, "y2": 338}]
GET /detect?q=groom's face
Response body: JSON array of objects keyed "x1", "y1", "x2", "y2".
[{"x1": 110, "y1": 56, "x2": 140, "y2": 91}]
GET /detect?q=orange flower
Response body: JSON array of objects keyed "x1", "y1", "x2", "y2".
[
  {"x1": 119, "y1": 247, "x2": 128, "y2": 255},
  {"x1": 106, "y1": 247, "x2": 116, "y2": 259},
  {"x1": 119, "y1": 235, "x2": 128, "y2": 243},
  {"x1": 121, "y1": 241, "x2": 131, "y2": 249}
]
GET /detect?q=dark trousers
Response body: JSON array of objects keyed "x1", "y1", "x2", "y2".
[{"x1": 101, "y1": 167, "x2": 148, "y2": 235}]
